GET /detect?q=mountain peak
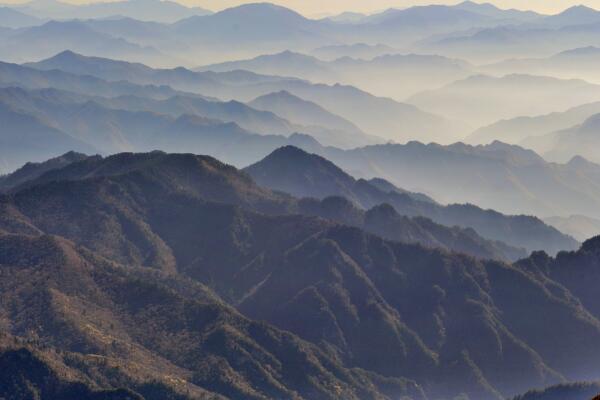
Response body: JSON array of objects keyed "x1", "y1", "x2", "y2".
[
  {"x1": 49, "y1": 49, "x2": 83, "y2": 61},
  {"x1": 581, "y1": 235, "x2": 600, "y2": 252},
  {"x1": 561, "y1": 4, "x2": 598, "y2": 14},
  {"x1": 217, "y1": 2, "x2": 305, "y2": 19}
]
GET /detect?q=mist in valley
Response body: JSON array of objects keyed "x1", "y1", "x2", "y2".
[{"x1": 2, "y1": 1, "x2": 600, "y2": 400}]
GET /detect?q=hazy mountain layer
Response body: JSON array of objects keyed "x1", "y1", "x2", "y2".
[
  {"x1": 198, "y1": 50, "x2": 474, "y2": 100},
  {"x1": 545, "y1": 215, "x2": 600, "y2": 242},
  {"x1": 27, "y1": 51, "x2": 468, "y2": 143},
  {"x1": 408, "y1": 74, "x2": 600, "y2": 127},
  {"x1": 468, "y1": 101, "x2": 600, "y2": 145},
  {"x1": 523, "y1": 114, "x2": 600, "y2": 164},
  {"x1": 307, "y1": 140, "x2": 600, "y2": 220},
  {"x1": 12, "y1": 0, "x2": 212, "y2": 22},
  {"x1": 245, "y1": 146, "x2": 577, "y2": 255}
]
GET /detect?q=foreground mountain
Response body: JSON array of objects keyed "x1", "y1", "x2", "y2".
[
  {"x1": 513, "y1": 382, "x2": 600, "y2": 400},
  {"x1": 245, "y1": 146, "x2": 577, "y2": 255},
  {"x1": 2, "y1": 150, "x2": 600, "y2": 399},
  {"x1": 0, "y1": 151, "x2": 88, "y2": 191},
  {"x1": 0, "y1": 233, "x2": 404, "y2": 400},
  {"x1": 1, "y1": 150, "x2": 524, "y2": 262}
]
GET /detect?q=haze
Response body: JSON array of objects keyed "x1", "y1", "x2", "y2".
[{"x1": 2, "y1": 0, "x2": 600, "y2": 399}]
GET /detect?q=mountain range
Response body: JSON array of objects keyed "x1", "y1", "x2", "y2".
[
  {"x1": 25, "y1": 51, "x2": 467, "y2": 144},
  {"x1": 408, "y1": 74, "x2": 600, "y2": 127},
  {"x1": 0, "y1": 6, "x2": 41, "y2": 28},
  {"x1": 303, "y1": 140, "x2": 600, "y2": 220},
  {"x1": 0, "y1": 20, "x2": 165, "y2": 65},
  {"x1": 1, "y1": 150, "x2": 600, "y2": 400},
  {"x1": 523, "y1": 114, "x2": 600, "y2": 164},
  {"x1": 9, "y1": 0, "x2": 212, "y2": 22},
  {"x1": 544, "y1": 215, "x2": 600, "y2": 242},
  {"x1": 197, "y1": 50, "x2": 474, "y2": 100},
  {"x1": 467, "y1": 100, "x2": 600, "y2": 145},
  {"x1": 483, "y1": 46, "x2": 600, "y2": 83},
  {"x1": 244, "y1": 146, "x2": 578, "y2": 255},
  {"x1": 0, "y1": 1, "x2": 558, "y2": 67},
  {"x1": 419, "y1": 10, "x2": 600, "y2": 63}
]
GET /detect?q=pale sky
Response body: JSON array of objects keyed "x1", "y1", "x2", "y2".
[{"x1": 4, "y1": 0, "x2": 600, "y2": 16}]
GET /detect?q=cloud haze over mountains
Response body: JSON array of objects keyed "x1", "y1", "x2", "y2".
[{"x1": 1, "y1": 1, "x2": 600, "y2": 400}]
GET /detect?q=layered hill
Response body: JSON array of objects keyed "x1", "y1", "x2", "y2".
[
  {"x1": 198, "y1": 50, "x2": 474, "y2": 100},
  {"x1": 245, "y1": 146, "x2": 578, "y2": 255},
  {"x1": 467, "y1": 101, "x2": 600, "y2": 146},
  {"x1": 408, "y1": 74, "x2": 600, "y2": 127},
  {"x1": 0, "y1": 85, "x2": 330, "y2": 171},
  {"x1": 308, "y1": 140, "x2": 600, "y2": 220},
  {"x1": 26, "y1": 51, "x2": 468, "y2": 144},
  {"x1": 524, "y1": 114, "x2": 600, "y2": 164}
]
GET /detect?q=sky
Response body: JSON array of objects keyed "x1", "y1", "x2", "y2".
[{"x1": 3, "y1": 0, "x2": 600, "y2": 16}]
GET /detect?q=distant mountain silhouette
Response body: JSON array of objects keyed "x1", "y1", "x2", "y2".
[
  {"x1": 455, "y1": 1, "x2": 541, "y2": 21},
  {"x1": 545, "y1": 214, "x2": 600, "y2": 242},
  {"x1": 468, "y1": 100, "x2": 600, "y2": 145},
  {"x1": 0, "y1": 20, "x2": 164, "y2": 64},
  {"x1": 0, "y1": 102, "x2": 95, "y2": 173},
  {"x1": 248, "y1": 90, "x2": 379, "y2": 147},
  {"x1": 420, "y1": 21, "x2": 600, "y2": 63},
  {"x1": 245, "y1": 146, "x2": 578, "y2": 255},
  {"x1": 0, "y1": 85, "x2": 327, "y2": 167},
  {"x1": 13, "y1": 0, "x2": 211, "y2": 22},
  {"x1": 482, "y1": 46, "x2": 600, "y2": 83},
  {"x1": 408, "y1": 74, "x2": 600, "y2": 127},
  {"x1": 0, "y1": 6, "x2": 41, "y2": 28},
  {"x1": 541, "y1": 5, "x2": 600, "y2": 27},
  {"x1": 307, "y1": 140, "x2": 600, "y2": 220},
  {"x1": 0, "y1": 59, "x2": 186, "y2": 99},
  {"x1": 310, "y1": 43, "x2": 396, "y2": 60},
  {"x1": 174, "y1": 3, "x2": 326, "y2": 50},
  {"x1": 29, "y1": 51, "x2": 467, "y2": 143},
  {"x1": 522, "y1": 114, "x2": 600, "y2": 163},
  {"x1": 198, "y1": 50, "x2": 474, "y2": 101}
]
